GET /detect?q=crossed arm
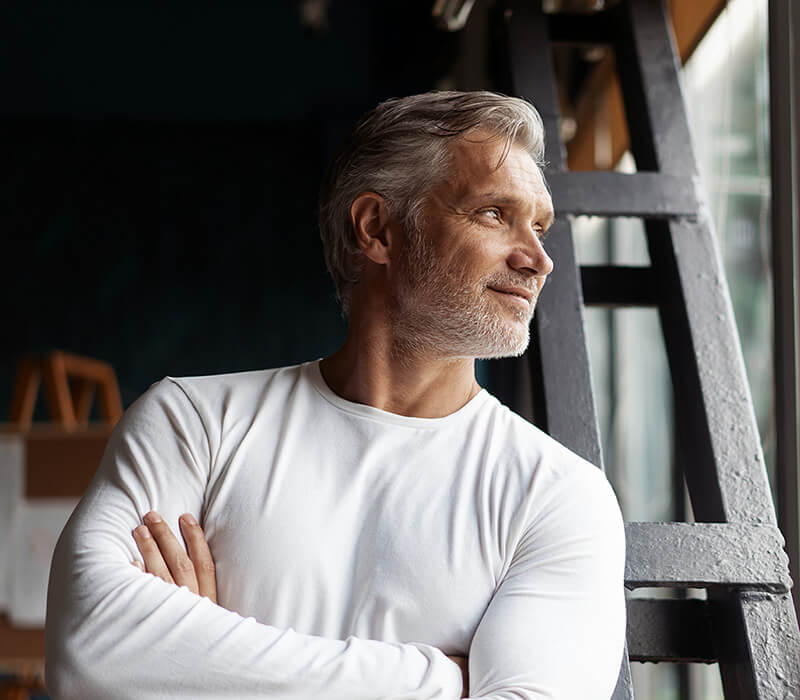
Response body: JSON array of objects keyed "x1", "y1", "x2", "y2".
[
  {"x1": 46, "y1": 378, "x2": 626, "y2": 699},
  {"x1": 46, "y1": 380, "x2": 466, "y2": 700},
  {"x1": 130, "y1": 510, "x2": 471, "y2": 695}
]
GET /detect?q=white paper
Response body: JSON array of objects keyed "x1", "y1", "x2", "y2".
[
  {"x1": 9, "y1": 498, "x2": 78, "y2": 627},
  {"x1": 0, "y1": 435, "x2": 25, "y2": 613}
]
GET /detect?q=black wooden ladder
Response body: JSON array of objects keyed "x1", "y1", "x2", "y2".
[{"x1": 497, "y1": 0, "x2": 800, "y2": 697}]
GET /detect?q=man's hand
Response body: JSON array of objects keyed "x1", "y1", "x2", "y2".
[
  {"x1": 448, "y1": 655, "x2": 469, "y2": 698},
  {"x1": 133, "y1": 512, "x2": 467, "y2": 695},
  {"x1": 132, "y1": 510, "x2": 217, "y2": 603}
]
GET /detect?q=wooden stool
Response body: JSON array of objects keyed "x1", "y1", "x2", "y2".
[
  {"x1": 0, "y1": 680, "x2": 44, "y2": 700},
  {"x1": 0, "y1": 658, "x2": 46, "y2": 700},
  {"x1": 9, "y1": 351, "x2": 123, "y2": 430}
]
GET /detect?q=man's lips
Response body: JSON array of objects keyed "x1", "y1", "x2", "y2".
[{"x1": 487, "y1": 285, "x2": 535, "y2": 304}]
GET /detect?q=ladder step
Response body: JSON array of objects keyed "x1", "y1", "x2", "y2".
[
  {"x1": 581, "y1": 265, "x2": 659, "y2": 306},
  {"x1": 548, "y1": 172, "x2": 698, "y2": 218},
  {"x1": 625, "y1": 523, "x2": 792, "y2": 592},
  {"x1": 627, "y1": 598, "x2": 715, "y2": 662}
]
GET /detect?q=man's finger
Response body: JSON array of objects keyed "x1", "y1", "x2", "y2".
[
  {"x1": 133, "y1": 524, "x2": 175, "y2": 585},
  {"x1": 179, "y1": 513, "x2": 217, "y2": 603},
  {"x1": 447, "y1": 656, "x2": 469, "y2": 698},
  {"x1": 141, "y1": 511, "x2": 199, "y2": 594}
]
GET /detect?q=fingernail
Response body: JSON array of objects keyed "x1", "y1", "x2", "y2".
[
  {"x1": 180, "y1": 513, "x2": 197, "y2": 526},
  {"x1": 144, "y1": 511, "x2": 162, "y2": 525},
  {"x1": 134, "y1": 525, "x2": 151, "y2": 539}
]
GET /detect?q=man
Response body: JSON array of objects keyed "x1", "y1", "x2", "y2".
[{"x1": 46, "y1": 91, "x2": 626, "y2": 699}]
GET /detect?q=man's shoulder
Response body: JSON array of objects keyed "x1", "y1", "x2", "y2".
[
  {"x1": 482, "y1": 394, "x2": 612, "y2": 493},
  {"x1": 479, "y1": 397, "x2": 623, "y2": 554},
  {"x1": 163, "y1": 361, "x2": 313, "y2": 399},
  {"x1": 133, "y1": 361, "x2": 314, "y2": 422},
  {"x1": 166, "y1": 362, "x2": 306, "y2": 392}
]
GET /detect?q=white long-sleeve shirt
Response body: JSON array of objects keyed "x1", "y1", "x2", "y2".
[{"x1": 45, "y1": 360, "x2": 626, "y2": 699}]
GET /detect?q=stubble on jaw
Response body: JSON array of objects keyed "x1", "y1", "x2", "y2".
[{"x1": 389, "y1": 226, "x2": 538, "y2": 362}]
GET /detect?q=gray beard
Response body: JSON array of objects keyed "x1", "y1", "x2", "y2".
[{"x1": 390, "y1": 229, "x2": 536, "y2": 360}]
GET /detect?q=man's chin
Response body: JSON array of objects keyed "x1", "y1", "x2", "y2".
[
  {"x1": 476, "y1": 344, "x2": 530, "y2": 360},
  {"x1": 474, "y1": 326, "x2": 531, "y2": 359}
]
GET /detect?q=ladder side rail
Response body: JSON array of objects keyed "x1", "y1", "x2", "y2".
[
  {"x1": 615, "y1": 0, "x2": 775, "y2": 524},
  {"x1": 503, "y1": 0, "x2": 604, "y2": 470}
]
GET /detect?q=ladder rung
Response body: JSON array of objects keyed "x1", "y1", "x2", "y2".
[
  {"x1": 627, "y1": 598, "x2": 716, "y2": 663},
  {"x1": 581, "y1": 265, "x2": 659, "y2": 306},
  {"x1": 625, "y1": 522, "x2": 792, "y2": 593},
  {"x1": 548, "y1": 172, "x2": 698, "y2": 218}
]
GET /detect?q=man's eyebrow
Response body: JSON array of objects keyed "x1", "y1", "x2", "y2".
[{"x1": 467, "y1": 191, "x2": 516, "y2": 204}]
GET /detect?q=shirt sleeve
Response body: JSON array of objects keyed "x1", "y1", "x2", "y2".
[
  {"x1": 45, "y1": 378, "x2": 462, "y2": 700},
  {"x1": 465, "y1": 466, "x2": 627, "y2": 700}
]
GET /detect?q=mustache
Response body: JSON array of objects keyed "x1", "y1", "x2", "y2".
[{"x1": 481, "y1": 273, "x2": 538, "y2": 295}]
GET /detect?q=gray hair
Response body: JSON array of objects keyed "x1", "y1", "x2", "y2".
[{"x1": 318, "y1": 90, "x2": 546, "y2": 314}]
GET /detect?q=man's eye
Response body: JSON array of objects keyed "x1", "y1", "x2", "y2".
[{"x1": 480, "y1": 208, "x2": 501, "y2": 220}]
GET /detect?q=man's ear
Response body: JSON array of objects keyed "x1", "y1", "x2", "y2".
[{"x1": 350, "y1": 192, "x2": 396, "y2": 265}]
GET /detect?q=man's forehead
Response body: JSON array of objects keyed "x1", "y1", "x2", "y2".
[
  {"x1": 446, "y1": 135, "x2": 549, "y2": 199},
  {"x1": 449, "y1": 131, "x2": 520, "y2": 166}
]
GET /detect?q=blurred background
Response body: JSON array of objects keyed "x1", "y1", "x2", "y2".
[{"x1": 0, "y1": 1, "x2": 791, "y2": 698}]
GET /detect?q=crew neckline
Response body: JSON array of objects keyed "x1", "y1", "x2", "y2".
[{"x1": 304, "y1": 359, "x2": 490, "y2": 429}]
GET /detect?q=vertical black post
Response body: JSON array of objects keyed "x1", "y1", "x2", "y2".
[
  {"x1": 503, "y1": 0, "x2": 604, "y2": 470},
  {"x1": 769, "y1": 0, "x2": 800, "y2": 624}
]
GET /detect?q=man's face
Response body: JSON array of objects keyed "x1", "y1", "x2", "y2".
[{"x1": 391, "y1": 132, "x2": 554, "y2": 359}]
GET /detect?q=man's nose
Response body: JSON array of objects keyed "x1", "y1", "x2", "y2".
[{"x1": 507, "y1": 229, "x2": 554, "y2": 277}]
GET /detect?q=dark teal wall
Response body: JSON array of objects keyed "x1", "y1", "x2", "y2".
[
  {"x1": 4, "y1": 119, "x2": 347, "y2": 409},
  {"x1": 1, "y1": 1, "x2": 459, "y2": 414}
]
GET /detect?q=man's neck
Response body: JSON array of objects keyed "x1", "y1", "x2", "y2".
[{"x1": 319, "y1": 333, "x2": 481, "y2": 419}]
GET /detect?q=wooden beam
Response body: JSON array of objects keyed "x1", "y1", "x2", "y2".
[
  {"x1": 562, "y1": 0, "x2": 727, "y2": 171},
  {"x1": 671, "y1": 0, "x2": 728, "y2": 62}
]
